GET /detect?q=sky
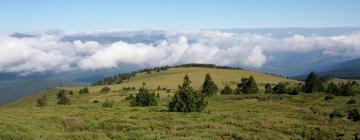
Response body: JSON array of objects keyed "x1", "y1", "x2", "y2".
[{"x1": 0, "y1": 0, "x2": 360, "y2": 34}]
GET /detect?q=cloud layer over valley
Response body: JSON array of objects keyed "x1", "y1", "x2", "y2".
[{"x1": 1, "y1": 29, "x2": 360, "y2": 76}]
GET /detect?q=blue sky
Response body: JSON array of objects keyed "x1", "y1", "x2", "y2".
[{"x1": 0, "y1": 0, "x2": 359, "y2": 34}]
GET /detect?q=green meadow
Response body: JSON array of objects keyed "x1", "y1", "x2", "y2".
[{"x1": 1, "y1": 67, "x2": 359, "y2": 140}]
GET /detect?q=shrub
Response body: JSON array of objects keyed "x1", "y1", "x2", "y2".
[
  {"x1": 100, "y1": 86, "x2": 111, "y2": 93},
  {"x1": 68, "y1": 91, "x2": 74, "y2": 95},
  {"x1": 125, "y1": 94, "x2": 134, "y2": 100},
  {"x1": 166, "y1": 89, "x2": 171, "y2": 93},
  {"x1": 157, "y1": 86, "x2": 161, "y2": 91},
  {"x1": 329, "y1": 110, "x2": 345, "y2": 119},
  {"x1": 264, "y1": 83, "x2": 272, "y2": 94},
  {"x1": 57, "y1": 90, "x2": 71, "y2": 105},
  {"x1": 236, "y1": 76, "x2": 258, "y2": 94},
  {"x1": 130, "y1": 85, "x2": 158, "y2": 107},
  {"x1": 92, "y1": 100, "x2": 99, "y2": 103},
  {"x1": 324, "y1": 95, "x2": 334, "y2": 100},
  {"x1": 156, "y1": 93, "x2": 160, "y2": 99},
  {"x1": 102, "y1": 99, "x2": 114, "y2": 108},
  {"x1": 201, "y1": 73, "x2": 218, "y2": 97},
  {"x1": 272, "y1": 82, "x2": 289, "y2": 94},
  {"x1": 347, "y1": 109, "x2": 360, "y2": 122},
  {"x1": 36, "y1": 95, "x2": 48, "y2": 107},
  {"x1": 347, "y1": 98, "x2": 357, "y2": 104},
  {"x1": 168, "y1": 75, "x2": 207, "y2": 112},
  {"x1": 289, "y1": 88, "x2": 300, "y2": 95},
  {"x1": 220, "y1": 84, "x2": 233, "y2": 95}
]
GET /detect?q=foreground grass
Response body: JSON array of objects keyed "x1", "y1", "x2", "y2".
[{"x1": 1, "y1": 89, "x2": 359, "y2": 140}]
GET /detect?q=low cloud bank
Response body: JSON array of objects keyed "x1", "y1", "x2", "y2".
[{"x1": 0, "y1": 30, "x2": 359, "y2": 75}]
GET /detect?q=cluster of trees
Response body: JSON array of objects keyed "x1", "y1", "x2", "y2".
[
  {"x1": 175, "y1": 63, "x2": 242, "y2": 70},
  {"x1": 94, "y1": 64, "x2": 244, "y2": 86},
  {"x1": 94, "y1": 66, "x2": 170, "y2": 86},
  {"x1": 79, "y1": 87, "x2": 89, "y2": 94}
]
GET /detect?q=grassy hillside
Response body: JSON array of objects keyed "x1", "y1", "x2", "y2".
[
  {"x1": 1, "y1": 67, "x2": 359, "y2": 139},
  {"x1": 87, "y1": 67, "x2": 297, "y2": 94}
]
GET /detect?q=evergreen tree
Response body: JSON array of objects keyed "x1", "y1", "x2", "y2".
[
  {"x1": 36, "y1": 95, "x2": 48, "y2": 107},
  {"x1": 264, "y1": 83, "x2": 272, "y2": 94},
  {"x1": 130, "y1": 84, "x2": 158, "y2": 107},
  {"x1": 236, "y1": 76, "x2": 258, "y2": 94},
  {"x1": 220, "y1": 84, "x2": 232, "y2": 95},
  {"x1": 304, "y1": 72, "x2": 324, "y2": 93},
  {"x1": 201, "y1": 73, "x2": 218, "y2": 97},
  {"x1": 57, "y1": 90, "x2": 71, "y2": 105},
  {"x1": 168, "y1": 75, "x2": 207, "y2": 112}
]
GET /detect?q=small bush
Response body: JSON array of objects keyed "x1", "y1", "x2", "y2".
[
  {"x1": 329, "y1": 110, "x2": 345, "y2": 119},
  {"x1": 289, "y1": 88, "x2": 300, "y2": 95},
  {"x1": 100, "y1": 86, "x2": 111, "y2": 93},
  {"x1": 102, "y1": 99, "x2": 114, "y2": 108},
  {"x1": 324, "y1": 95, "x2": 334, "y2": 100},
  {"x1": 92, "y1": 100, "x2": 99, "y2": 103},
  {"x1": 125, "y1": 94, "x2": 134, "y2": 100},
  {"x1": 156, "y1": 93, "x2": 160, "y2": 99},
  {"x1": 166, "y1": 89, "x2": 171, "y2": 93},
  {"x1": 347, "y1": 109, "x2": 360, "y2": 122},
  {"x1": 272, "y1": 82, "x2": 289, "y2": 94},
  {"x1": 347, "y1": 98, "x2": 357, "y2": 104},
  {"x1": 36, "y1": 95, "x2": 48, "y2": 107}
]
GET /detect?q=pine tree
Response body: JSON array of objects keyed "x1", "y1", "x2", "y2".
[
  {"x1": 264, "y1": 83, "x2": 272, "y2": 94},
  {"x1": 304, "y1": 72, "x2": 324, "y2": 93},
  {"x1": 168, "y1": 75, "x2": 207, "y2": 112},
  {"x1": 201, "y1": 73, "x2": 218, "y2": 97},
  {"x1": 220, "y1": 84, "x2": 232, "y2": 95}
]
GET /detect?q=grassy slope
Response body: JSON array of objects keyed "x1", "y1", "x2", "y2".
[{"x1": 1, "y1": 67, "x2": 359, "y2": 139}]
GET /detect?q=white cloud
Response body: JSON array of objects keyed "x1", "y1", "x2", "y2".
[{"x1": 0, "y1": 30, "x2": 360, "y2": 75}]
